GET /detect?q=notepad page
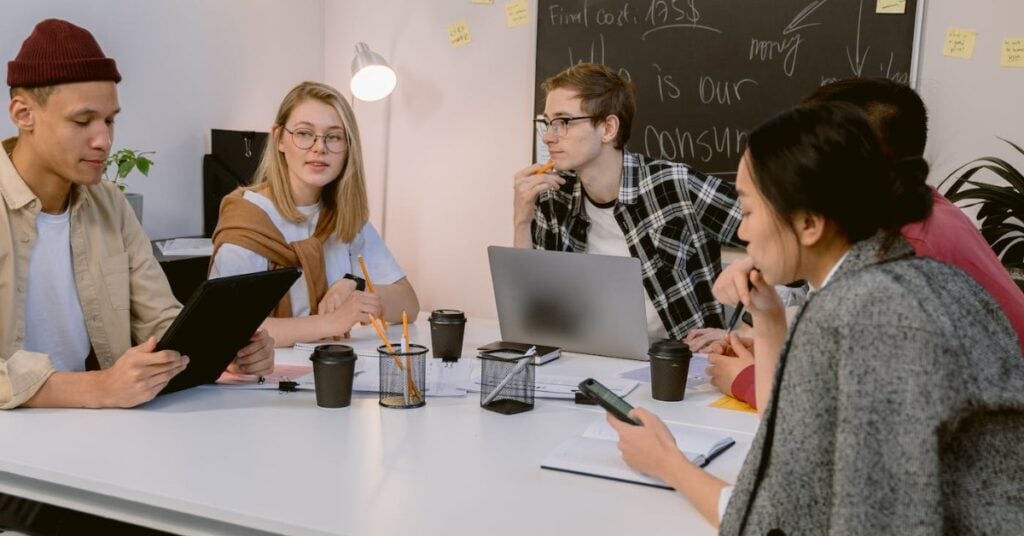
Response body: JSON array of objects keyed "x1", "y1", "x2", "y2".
[{"x1": 581, "y1": 419, "x2": 732, "y2": 460}]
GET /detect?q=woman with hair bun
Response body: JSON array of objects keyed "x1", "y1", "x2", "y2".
[{"x1": 606, "y1": 102, "x2": 1024, "y2": 534}]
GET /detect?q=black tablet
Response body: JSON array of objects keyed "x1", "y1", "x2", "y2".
[{"x1": 157, "y1": 267, "x2": 300, "y2": 395}]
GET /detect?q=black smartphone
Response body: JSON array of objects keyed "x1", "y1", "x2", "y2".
[{"x1": 578, "y1": 378, "x2": 642, "y2": 426}]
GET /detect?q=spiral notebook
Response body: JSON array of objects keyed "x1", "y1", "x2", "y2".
[{"x1": 541, "y1": 418, "x2": 735, "y2": 489}]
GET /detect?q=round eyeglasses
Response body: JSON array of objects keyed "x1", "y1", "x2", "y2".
[
  {"x1": 283, "y1": 126, "x2": 348, "y2": 153},
  {"x1": 534, "y1": 116, "x2": 597, "y2": 138}
]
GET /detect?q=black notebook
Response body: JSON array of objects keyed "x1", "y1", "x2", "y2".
[
  {"x1": 478, "y1": 341, "x2": 561, "y2": 365},
  {"x1": 157, "y1": 268, "x2": 300, "y2": 395}
]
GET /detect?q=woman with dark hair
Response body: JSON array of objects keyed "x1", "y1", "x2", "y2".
[{"x1": 607, "y1": 102, "x2": 1024, "y2": 534}]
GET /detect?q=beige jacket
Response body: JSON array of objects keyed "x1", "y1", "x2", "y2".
[{"x1": 0, "y1": 137, "x2": 181, "y2": 408}]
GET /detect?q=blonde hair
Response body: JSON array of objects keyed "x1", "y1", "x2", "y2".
[{"x1": 251, "y1": 81, "x2": 369, "y2": 243}]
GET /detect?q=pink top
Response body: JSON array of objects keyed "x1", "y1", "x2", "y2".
[{"x1": 902, "y1": 188, "x2": 1024, "y2": 354}]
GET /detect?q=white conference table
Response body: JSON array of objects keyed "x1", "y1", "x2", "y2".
[{"x1": 0, "y1": 319, "x2": 758, "y2": 536}]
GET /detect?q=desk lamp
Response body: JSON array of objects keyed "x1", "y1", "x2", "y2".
[{"x1": 350, "y1": 42, "x2": 396, "y2": 102}]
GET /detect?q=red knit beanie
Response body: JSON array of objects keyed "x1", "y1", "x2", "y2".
[{"x1": 7, "y1": 18, "x2": 121, "y2": 87}]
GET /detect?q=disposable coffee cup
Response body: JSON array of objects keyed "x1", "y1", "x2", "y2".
[
  {"x1": 428, "y1": 309, "x2": 467, "y2": 360},
  {"x1": 648, "y1": 339, "x2": 692, "y2": 401},
  {"x1": 309, "y1": 344, "x2": 357, "y2": 408}
]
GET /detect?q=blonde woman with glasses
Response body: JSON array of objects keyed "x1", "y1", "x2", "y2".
[{"x1": 211, "y1": 81, "x2": 419, "y2": 347}]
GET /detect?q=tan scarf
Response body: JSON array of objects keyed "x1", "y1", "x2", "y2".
[{"x1": 211, "y1": 188, "x2": 328, "y2": 317}]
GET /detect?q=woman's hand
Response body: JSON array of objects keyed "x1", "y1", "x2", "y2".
[{"x1": 606, "y1": 407, "x2": 690, "y2": 480}]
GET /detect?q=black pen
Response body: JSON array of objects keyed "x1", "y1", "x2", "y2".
[
  {"x1": 699, "y1": 439, "x2": 736, "y2": 468},
  {"x1": 725, "y1": 279, "x2": 755, "y2": 335}
]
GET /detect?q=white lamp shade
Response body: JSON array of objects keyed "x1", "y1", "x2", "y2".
[{"x1": 351, "y1": 42, "x2": 397, "y2": 102}]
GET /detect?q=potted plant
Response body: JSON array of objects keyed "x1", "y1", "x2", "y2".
[
  {"x1": 103, "y1": 148, "x2": 154, "y2": 223},
  {"x1": 940, "y1": 138, "x2": 1024, "y2": 290}
]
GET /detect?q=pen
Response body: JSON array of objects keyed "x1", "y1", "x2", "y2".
[
  {"x1": 698, "y1": 438, "x2": 736, "y2": 468},
  {"x1": 481, "y1": 346, "x2": 535, "y2": 406},
  {"x1": 725, "y1": 280, "x2": 755, "y2": 335},
  {"x1": 533, "y1": 161, "x2": 555, "y2": 175}
]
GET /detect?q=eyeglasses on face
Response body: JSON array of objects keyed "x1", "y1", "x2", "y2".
[
  {"x1": 282, "y1": 126, "x2": 347, "y2": 153},
  {"x1": 534, "y1": 116, "x2": 597, "y2": 138}
]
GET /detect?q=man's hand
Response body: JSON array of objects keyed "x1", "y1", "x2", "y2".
[
  {"x1": 98, "y1": 337, "x2": 188, "y2": 407},
  {"x1": 227, "y1": 329, "x2": 275, "y2": 377},
  {"x1": 513, "y1": 163, "x2": 565, "y2": 228},
  {"x1": 706, "y1": 334, "x2": 755, "y2": 396},
  {"x1": 685, "y1": 327, "x2": 728, "y2": 353}
]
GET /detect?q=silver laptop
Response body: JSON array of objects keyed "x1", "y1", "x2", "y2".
[{"x1": 488, "y1": 246, "x2": 649, "y2": 360}]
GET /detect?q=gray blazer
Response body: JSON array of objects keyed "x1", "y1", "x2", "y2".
[{"x1": 720, "y1": 234, "x2": 1024, "y2": 535}]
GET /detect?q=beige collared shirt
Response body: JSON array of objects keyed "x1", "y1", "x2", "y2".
[{"x1": 0, "y1": 137, "x2": 181, "y2": 408}]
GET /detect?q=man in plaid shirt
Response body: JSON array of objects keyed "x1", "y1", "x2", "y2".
[{"x1": 513, "y1": 64, "x2": 744, "y2": 340}]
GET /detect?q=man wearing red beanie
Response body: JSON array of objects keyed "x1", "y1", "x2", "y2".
[{"x1": 0, "y1": 19, "x2": 273, "y2": 532}]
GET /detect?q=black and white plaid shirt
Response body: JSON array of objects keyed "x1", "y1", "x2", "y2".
[{"x1": 531, "y1": 151, "x2": 744, "y2": 339}]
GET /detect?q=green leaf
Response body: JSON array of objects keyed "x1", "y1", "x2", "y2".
[
  {"x1": 137, "y1": 158, "x2": 151, "y2": 176},
  {"x1": 117, "y1": 160, "x2": 134, "y2": 179}
]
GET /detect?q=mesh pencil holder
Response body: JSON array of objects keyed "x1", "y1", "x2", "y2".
[
  {"x1": 479, "y1": 353, "x2": 535, "y2": 415},
  {"x1": 378, "y1": 343, "x2": 427, "y2": 409}
]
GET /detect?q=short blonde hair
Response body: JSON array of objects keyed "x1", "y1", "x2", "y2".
[{"x1": 251, "y1": 81, "x2": 369, "y2": 243}]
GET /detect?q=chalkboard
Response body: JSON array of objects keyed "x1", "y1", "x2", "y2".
[{"x1": 535, "y1": 0, "x2": 920, "y2": 176}]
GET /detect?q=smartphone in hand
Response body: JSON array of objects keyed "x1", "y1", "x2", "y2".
[{"x1": 578, "y1": 378, "x2": 642, "y2": 426}]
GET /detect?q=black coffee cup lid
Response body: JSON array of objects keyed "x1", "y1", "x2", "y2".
[
  {"x1": 309, "y1": 344, "x2": 357, "y2": 364},
  {"x1": 429, "y1": 309, "x2": 466, "y2": 323},
  {"x1": 648, "y1": 339, "x2": 691, "y2": 359}
]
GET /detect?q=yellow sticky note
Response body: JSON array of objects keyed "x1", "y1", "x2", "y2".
[
  {"x1": 875, "y1": 0, "x2": 906, "y2": 14},
  {"x1": 448, "y1": 21, "x2": 472, "y2": 48},
  {"x1": 943, "y1": 28, "x2": 978, "y2": 59},
  {"x1": 1001, "y1": 38, "x2": 1024, "y2": 68},
  {"x1": 710, "y1": 395, "x2": 757, "y2": 413},
  {"x1": 505, "y1": 0, "x2": 530, "y2": 28},
  {"x1": 471, "y1": 0, "x2": 493, "y2": 4}
]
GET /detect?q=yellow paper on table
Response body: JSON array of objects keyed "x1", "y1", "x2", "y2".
[
  {"x1": 875, "y1": 0, "x2": 906, "y2": 14},
  {"x1": 448, "y1": 21, "x2": 472, "y2": 48},
  {"x1": 505, "y1": 0, "x2": 530, "y2": 28},
  {"x1": 1001, "y1": 38, "x2": 1024, "y2": 68},
  {"x1": 710, "y1": 395, "x2": 757, "y2": 413},
  {"x1": 943, "y1": 28, "x2": 977, "y2": 59}
]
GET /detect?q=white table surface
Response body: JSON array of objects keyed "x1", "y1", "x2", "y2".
[{"x1": 0, "y1": 319, "x2": 758, "y2": 536}]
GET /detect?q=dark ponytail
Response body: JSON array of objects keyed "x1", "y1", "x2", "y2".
[
  {"x1": 884, "y1": 156, "x2": 932, "y2": 230},
  {"x1": 746, "y1": 102, "x2": 933, "y2": 243}
]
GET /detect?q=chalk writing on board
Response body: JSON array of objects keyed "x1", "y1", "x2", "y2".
[
  {"x1": 549, "y1": 3, "x2": 589, "y2": 26},
  {"x1": 644, "y1": 124, "x2": 748, "y2": 168},
  {"x1": 749, "y1": 0, "x2": 830, "y2": 77},
  {"x1": 698, "y1": 76, "x2": 759, "y2": 106},
  {"x1": 845, "y1": 0, "x2": 870, "y2": 75},
  {"x1": 652, "y1": 64, "x2": 681, "y2": 102},
  {"x1": 642, "y1": 0, "x2": 722, "y2": 40}
]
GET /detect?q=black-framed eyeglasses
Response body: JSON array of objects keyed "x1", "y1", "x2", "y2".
[
  {"x1": 282, "y1": 126, "x2": 348, "y2": 153},
  {"x1": 534, "y1": 116, "x2": 597, "y2": 138}
]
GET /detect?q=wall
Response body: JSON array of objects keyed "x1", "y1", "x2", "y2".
[
  {"x1": 0, "y1": 0, "x2": 325, "y2": 239},
  {"x1": 6, "y1": 2, "x2": 1019, "y2": 319},
  {"x1": 324, "y1": 0, "x2": 536, "y2": 320},
  {"x1": 324, "y1": 0, "x2": 1024, "y2": 321},
  {"x1": 918, "y1": 1, "x2": 1024, "y2": 187}
]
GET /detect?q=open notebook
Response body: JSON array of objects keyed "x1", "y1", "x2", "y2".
[{"x1": 542, "y1": 418, "x2": 735, "y2": 489}]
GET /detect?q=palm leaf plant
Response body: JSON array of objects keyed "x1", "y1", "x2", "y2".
[{"x1": 940, "y1": 138, "x2": 1024, "y2": 277}]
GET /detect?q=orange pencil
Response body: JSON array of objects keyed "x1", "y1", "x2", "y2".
[
  {"x1": 402, "y1": 311, "x2": 410, "y2": 350},
  {"x1": 533, "y1": 161, "x2": 555, "y2": 175},
  {"x1": 370, "y1": 313, "x2": 421, "y2": 399},
  {"x1": 357, "y1": 254, "x2": 386, "y2": 329}
]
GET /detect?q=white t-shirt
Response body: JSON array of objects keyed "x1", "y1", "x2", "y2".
[
  {"x1": 210, "y1": 190, "x2": 405, "y2": 316},
  {"x1": 23, "y1": 209, "x2": 91, "y2": 372},
  {"x1": 583, "y1": 194, "x2": 669, "y2": 341}
]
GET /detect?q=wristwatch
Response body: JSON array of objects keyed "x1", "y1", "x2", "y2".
[{"x1": 342, "y1": 273, "x2": 366, "y2": 292}]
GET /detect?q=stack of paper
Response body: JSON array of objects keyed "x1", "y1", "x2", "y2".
[{"x1": 156, "y1": 238, "x2": 213, "y2": 257}]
